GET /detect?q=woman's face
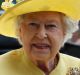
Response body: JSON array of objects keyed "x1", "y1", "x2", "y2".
[{"x1": 19, "y1": 11, "x2": 65, "y2": 61}]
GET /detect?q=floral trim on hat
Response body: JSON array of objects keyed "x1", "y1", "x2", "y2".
[{"x1": 1, "y1": 0, "x2": 15, "y2": 11}]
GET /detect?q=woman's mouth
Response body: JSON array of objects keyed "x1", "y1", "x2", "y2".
[
  {"x1": 30, "y1": 43, "x2": 51, "y2": 59},
  {"x1": 31, "y1": 43, "x2": 51, "y2": 50}
]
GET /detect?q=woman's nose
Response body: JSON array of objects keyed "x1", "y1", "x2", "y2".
[{"x1": 36, "y1": 26, "x2": 47, "y2": 39}]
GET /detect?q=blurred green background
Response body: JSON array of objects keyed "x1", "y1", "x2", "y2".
[{"x1": 0, "y1": 0, "x2": 3, "y2": 10}]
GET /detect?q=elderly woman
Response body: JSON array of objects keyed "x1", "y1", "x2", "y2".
[{"x1": 0, "y1": 0, "x2": 80, "y2": 75}]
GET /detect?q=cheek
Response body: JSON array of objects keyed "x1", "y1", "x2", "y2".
[
  {"x1": 21, "y1": 32, "x2": 33, "y2": 48},
  {"x1": 48, "y1": 30, "x2": 64, "y2": 52},
  {"x1": 49, "y1": 32, "x2": 64, "y2": 58},
  {"x1": 20, "y1": 32, "x2": 34, "y2": 55},
  {"x1": 20, "y1": 25, "x2": 35, "y2": 45}
]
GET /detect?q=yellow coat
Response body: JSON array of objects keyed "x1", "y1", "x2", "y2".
[{"x1": 0, "y1": 48, "x2": 80, "y2": 75}]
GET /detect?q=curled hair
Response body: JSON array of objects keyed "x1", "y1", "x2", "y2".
[{"x1": 62, "y1": 16, "x2": 78, "y2": 46}]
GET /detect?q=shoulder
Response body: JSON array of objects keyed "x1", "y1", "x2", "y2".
[
  {"x1": 0, "y1": 48, "x2": 25, "y2": 75},
  {"x1": 60, "y1": 53, "x2": 80, "y2": 66},
  {"x1": 0, "y1": 48, "x2": 23, "y2": 68},
  {"x1": 0, "y1": 48, "x2": 22, "y2": 63},
  {"x1": 60, "y1": 53, "x2": 80, "y2": 74}
]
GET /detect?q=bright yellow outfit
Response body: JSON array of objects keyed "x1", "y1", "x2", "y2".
[{"x1": 0, "y1": 48, "x2": 80, "y2": 75}]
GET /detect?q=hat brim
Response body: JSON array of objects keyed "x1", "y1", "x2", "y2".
[{"x1": 0, "y1": 0, "x2": 80, "y2": 37}]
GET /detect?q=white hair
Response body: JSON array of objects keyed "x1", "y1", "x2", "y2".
[
  {"x1": 15, "y1": 14, "x2": 79, "y2": 46},
  {"x1": 62, "y1": 16, "x2": 78, "y2": 46}
]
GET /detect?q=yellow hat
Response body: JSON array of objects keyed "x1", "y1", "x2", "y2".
[{"x1": 0, "y1": 0, "x2": 80, "y2": 37}]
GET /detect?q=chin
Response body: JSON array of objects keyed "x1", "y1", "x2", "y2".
[{"x1": 31, "y1": 53, "x2": 50, "y2": 61}]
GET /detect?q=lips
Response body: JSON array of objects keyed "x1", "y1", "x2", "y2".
[{"x1": 31, "y1": 43, "x2": 51, "y2": 50}]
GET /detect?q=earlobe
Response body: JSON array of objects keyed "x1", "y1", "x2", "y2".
[
  {"x1": 62, "y1": 26, "x2": 66, "y2": 36},
  {"x1": 63, "y1": 31, "x2": 66, "y2": 36}
]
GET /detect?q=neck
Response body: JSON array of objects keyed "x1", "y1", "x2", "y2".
[{"x1": 37, "y1": 54, "x2": 59, "y2": 74}]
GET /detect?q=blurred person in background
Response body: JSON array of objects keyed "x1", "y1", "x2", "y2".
[
  {"x1": 61, "y1": 21, "x2": 80, "y2": 58},
  {"x1": 67, "y1": 21, "x2": 80, "y2": 45}
]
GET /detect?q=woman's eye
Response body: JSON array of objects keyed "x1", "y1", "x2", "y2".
[
  {"x1": 28, "y1": 22, "x2": 39, "y2": 28},
  {"x1": 29, "y1": 22, "x2": 38, "y2": 26},
  {"x1": 46, "y1": 24, "x2": 57, "y2": 29}
]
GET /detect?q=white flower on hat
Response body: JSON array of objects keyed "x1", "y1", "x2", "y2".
[{"x1": 1, "y1": 0, "x2": 15, "y2": 11}]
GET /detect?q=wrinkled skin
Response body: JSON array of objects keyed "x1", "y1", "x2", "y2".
[{"x1": 18, "y1": 11, "x2": 65, "y2": 72}]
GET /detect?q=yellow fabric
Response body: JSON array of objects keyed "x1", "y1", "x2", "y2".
[
  {"x1": 0, "y1": 48, "x2": 80, "y2": 75},
  {"x1": 0, "y1": 0, "x2": 80, "y2": 37},
  {"x1": 16, "y1": 0, "x2": 23, "y2": 3}
]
